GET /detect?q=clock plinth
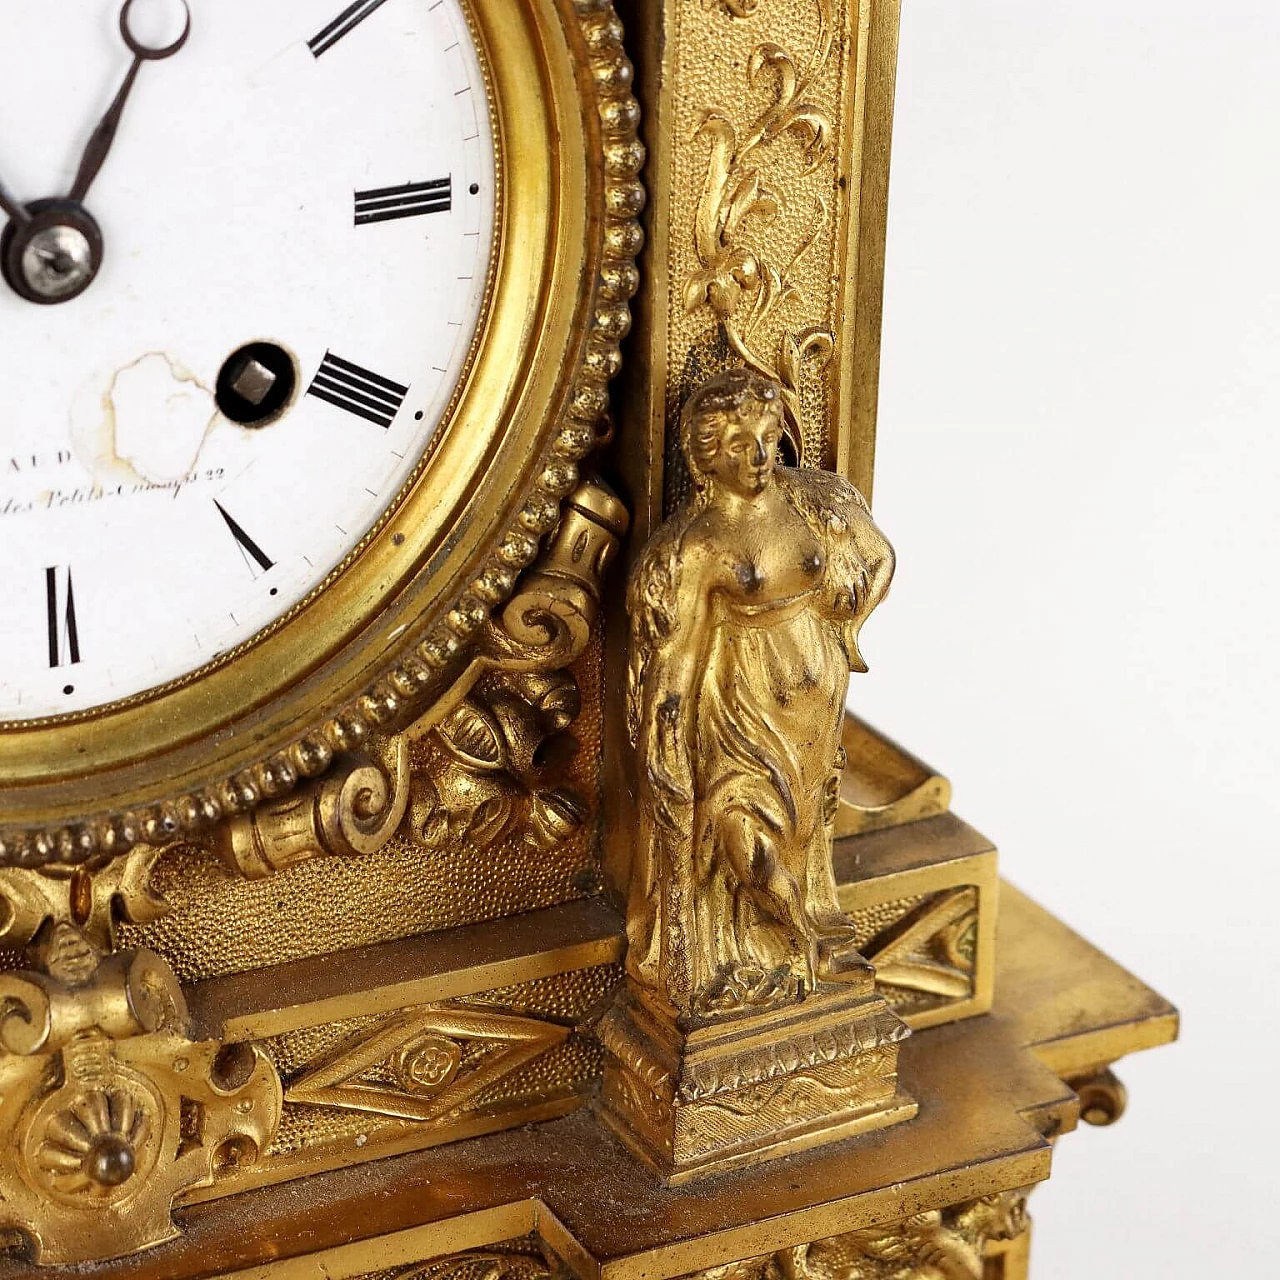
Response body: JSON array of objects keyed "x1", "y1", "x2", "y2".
[
  {"x1": 597, "y1": 978, "x2": 916, "y2": 1184},
  {"x1": 0, "y1": 884, "x2": 1174, "y2": 1279},
  {"x1": 0, "y1": 0, "x2": 1175, "y2": 1273}
]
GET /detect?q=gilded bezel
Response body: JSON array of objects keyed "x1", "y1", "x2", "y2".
[{"x1": 0, "y1": 0, "x2": 644, "y2": 867}]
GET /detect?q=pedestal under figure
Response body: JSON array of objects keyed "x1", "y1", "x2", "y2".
[{"x1": 599, "y1": 368, "x2": 916, "y2": 1180}]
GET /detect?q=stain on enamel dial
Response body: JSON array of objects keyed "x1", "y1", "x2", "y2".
[{"x1": 0, "y1": 0, "x2": 496, "y2": 720}]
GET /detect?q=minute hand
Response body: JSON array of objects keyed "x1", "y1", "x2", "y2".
[{"x1": 68, "y1": 0, "x2": 191, "y2": 204}]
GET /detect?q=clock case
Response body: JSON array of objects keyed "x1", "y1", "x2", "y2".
[
  {"x1": 0, "y1": 0, "x2": 641, "y2": 862},
  {"x1": 0, "y1": 0, "x2": 1175, "y2": 1274}
]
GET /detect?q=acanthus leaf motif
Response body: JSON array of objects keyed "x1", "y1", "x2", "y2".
[{"x1": 686, "y1": 0, "x2": 840, "y2": 457}]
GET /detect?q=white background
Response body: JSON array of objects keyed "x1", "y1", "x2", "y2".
[{"x1": 854, "y1": 0, "x2": 1280, "y2": 1273}]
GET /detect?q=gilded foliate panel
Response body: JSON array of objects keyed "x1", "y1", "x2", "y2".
[
  {"x1": 676, "y1": 1188, "x2": 1032, "y2": 1280},
  {"x1": 661, "y1": 0, "x2": 868, "y2": 511}
]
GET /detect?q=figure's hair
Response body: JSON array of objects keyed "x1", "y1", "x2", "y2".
[{"x1": 679, "y1": 367, "x2": 782, "y2": 493}]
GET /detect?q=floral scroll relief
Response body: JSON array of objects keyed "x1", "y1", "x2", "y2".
[{"x1": 686, "y1": 0, "x2": 839, "y2": 458}]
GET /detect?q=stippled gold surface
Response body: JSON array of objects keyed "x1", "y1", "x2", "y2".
[
  {"x1": 118, "y1": 644, "x2": 605, "y2": 984},
  {"x1": 456, "y1": 965, "x2": 621, "y2": 1021},
  {"x1": 257, "y1": 967, "x2": 619, "y2": 1163},
  {"x1": 844, "y1": 894, "x2": 929, "y2": 946}
]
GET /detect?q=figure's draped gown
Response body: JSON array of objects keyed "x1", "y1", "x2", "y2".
[
  {"x1": 628, "y1": 469, "x2": 894, "y2": 1018},
  {"x1": 691, "y1": 593, "x2": 850, "y2": 1006}
]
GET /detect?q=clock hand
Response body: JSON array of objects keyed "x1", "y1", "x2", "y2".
[{"x1": 68, "y1": 0, "x2": 191, "y2": 204}]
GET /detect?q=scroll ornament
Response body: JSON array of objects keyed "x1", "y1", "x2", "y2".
[
  {"x1": 216, "y1": 477, "x2": 630, "y2": 877},
  {"x1": 407, "y1": 478, "x2": 629, "y2": 857},
  {"x1": 0, "y1": 917, "x2": 280, "y2": 1265}
]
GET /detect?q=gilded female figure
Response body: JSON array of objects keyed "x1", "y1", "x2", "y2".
[{"x1": 626, "y1": 368, "x2": 895, "y2": 1018}]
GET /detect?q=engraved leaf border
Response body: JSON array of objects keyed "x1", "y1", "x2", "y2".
[
  {"x1": 1, "y1": 0, "x2": 645, "y2": 870},
  {"x1": 687, "y1": 0, "x2": 838, "y2": 455}
]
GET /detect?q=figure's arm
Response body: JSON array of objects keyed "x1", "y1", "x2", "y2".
[
  {"x1": 857, "y1": 516, "x2": 896, "y2": 615},
  {"x1": 835, "y1": 521, "x2": 894, "y2": 621},
  {"x1": 634, "y1": 543, "x2": 714, "y2": 803},
  {"x1": 788, "y1": 468, "x2": 896, "y2": 669}
]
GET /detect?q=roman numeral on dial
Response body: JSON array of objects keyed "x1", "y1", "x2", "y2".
[
  {"x1": 307, "y1": 352, "x2": 409, "y2": 428},
  {"x1": 45, "y1": 567, "x2": 81, "y2": 668},
  {"x1": 308, "y1": 0, "x2": 392, "y2": 57},
  {"x1": 215, "y1": 501, "x2": 274, "y2": 577},
  {"x1": 355, "y1": 178, "x2": 452, "y2": 226}
]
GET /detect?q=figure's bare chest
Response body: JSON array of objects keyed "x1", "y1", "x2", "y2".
[{"x1": 714, "y1": 504, "x2": 825, "y2": 602}]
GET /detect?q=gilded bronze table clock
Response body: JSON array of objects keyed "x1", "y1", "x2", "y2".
[{"x1": 0, "y1": 0, "x2": 1176, "y2": 1275}]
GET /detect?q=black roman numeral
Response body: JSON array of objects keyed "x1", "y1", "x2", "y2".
[
  {"x1": 45, "y1": 567, "x2": 81, "y2": 668},
  {"x1": 355, "y1": 178, "x2": 452, "y2": 226},
  {"x1": 215, "y1": 501, "x2": 274, "y2": 577},
  {"x1": 308, "y1": 0, "x2": 392, "y2": 57},
  {"x1": 306, "y1": 352, "x2": 409, "y2": 429}
]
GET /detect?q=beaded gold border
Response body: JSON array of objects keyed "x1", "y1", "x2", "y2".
[{"x1": 0, "y1": 0, "x2": 644, "y2": 869}]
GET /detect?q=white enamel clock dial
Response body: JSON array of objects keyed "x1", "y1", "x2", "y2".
[{"x1": 0, "y1": 0, "x2": 496, "y2": 720}]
